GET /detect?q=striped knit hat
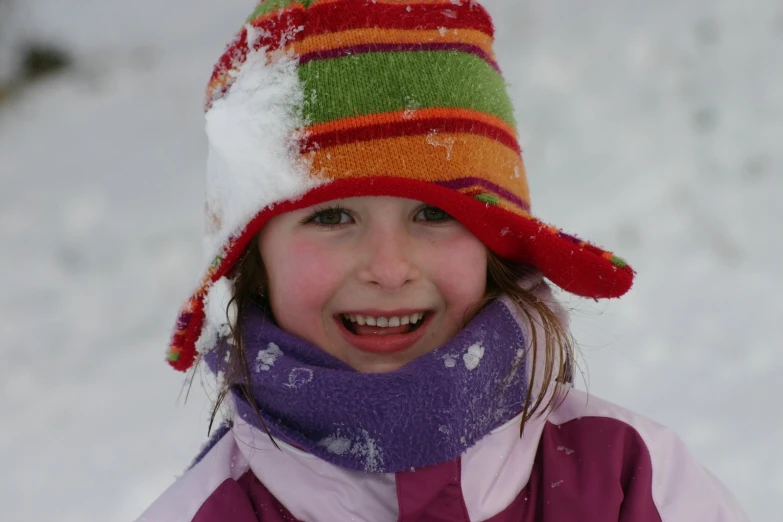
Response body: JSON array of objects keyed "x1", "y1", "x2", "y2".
[{"x1": 167, "y1": 0, "x2": 634, "y2": 371}]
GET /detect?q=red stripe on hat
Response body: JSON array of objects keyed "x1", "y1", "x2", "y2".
[
  {"x1": 304, "y1": 116, "x2": 521, "y2": 154},
  {"x1": 303, "y1": 0, "x2": 494, "y2": 38}
]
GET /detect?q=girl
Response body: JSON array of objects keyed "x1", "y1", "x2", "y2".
[{"x1": 139, "y1": 1, "x2": 749, "y2": 520}]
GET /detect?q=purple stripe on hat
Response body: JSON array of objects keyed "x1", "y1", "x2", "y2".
[
  {"x1": 557, "y1": 231, "x2": 583, "y2": 245},
  {"x1": 299, "y1": 42, "x2": 501, "y2": 72},
  {"x1": 176, "y1": 312, "x2": 194, "y2": 330},
  {"x1": 436, "y1": 177, "x2": 531, "y2": 213}
]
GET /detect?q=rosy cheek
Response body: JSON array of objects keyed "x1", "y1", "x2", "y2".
[
  {"x1": 281, "y1": 239, "x2": 341, "y2": 309},
  {"x1": 435, "y1": 237, "x2": 487, "y2": 306}
]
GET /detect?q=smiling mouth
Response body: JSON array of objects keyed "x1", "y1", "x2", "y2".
[
  {"x1": 340, "y1": 313, "x2": 430, "y2": 336},
  {"x1": 335, "y1": 311, "x2": 434, "y2": 354}
]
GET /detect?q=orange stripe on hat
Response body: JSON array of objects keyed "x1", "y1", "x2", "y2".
[
  {"x1": 291, "y1": 27, "x2": 495, "y2": 61},
  {"x1": 308, "y1": 133, "x2": 530, "y2": 212}
]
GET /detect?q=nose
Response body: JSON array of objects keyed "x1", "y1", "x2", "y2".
[{"x1": 357, "y1": 225, "x2": 420, "y2": 291}]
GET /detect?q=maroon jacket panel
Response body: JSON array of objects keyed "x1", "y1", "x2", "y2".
[
  {"x1": 192, "y1": 477, "x2": 260, "y2": 522},
  {"x1": 487, "y1": 416, "x2": 661, "y2": 522},
  {"x1": 195, "y1": 472, "x2": 303, "y2": 522},
  {"x1": 396, "y1": 458, "x2": 471, "y2": 522}
]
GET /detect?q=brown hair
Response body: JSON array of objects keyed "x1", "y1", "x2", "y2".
[{"x1": 207, "y1": 240, "x2": 575, "y2": 436}]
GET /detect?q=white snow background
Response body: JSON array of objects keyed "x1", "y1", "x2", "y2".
[{"x1": 0, "y1": 0, "x2": 780, "y2": 520}]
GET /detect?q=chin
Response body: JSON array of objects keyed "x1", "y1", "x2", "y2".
[
  {"x1": 344, "y1": 352, "x2": 419, "y2": 374},
  {"x1": 355, "y1": 361, "x2": 408, "y2": 374}
]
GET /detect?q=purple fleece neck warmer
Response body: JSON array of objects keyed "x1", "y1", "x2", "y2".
[{"x1": 206, "y1": 298, "x2": 529, "y2": 473}]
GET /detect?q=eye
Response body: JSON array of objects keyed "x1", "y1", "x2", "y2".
[
  {"x1": 415, "y1": 206, "x2": 452, "y2": 223},
  {"x1": 305, "y1": 207, "x2": 353, "y2": 227}
]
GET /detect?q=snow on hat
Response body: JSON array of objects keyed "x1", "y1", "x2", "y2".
[{"x1": 167, "y1": 0, "x2": 635, "y2": 371}]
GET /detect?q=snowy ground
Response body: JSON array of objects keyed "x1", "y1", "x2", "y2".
[{"x1": 0, "y1": 1, "x2": 780, "y2": 521}]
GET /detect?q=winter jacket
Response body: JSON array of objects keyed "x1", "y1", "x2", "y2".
[{"x1": 136, "y1": 385, "x2": 749, "y2": 522}]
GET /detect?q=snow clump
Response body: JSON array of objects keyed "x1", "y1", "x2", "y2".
[
  {"x1": 256, "y1": 343, "x2": 283, "y2": 372},
  {"x1": 463, "y1": 343, "x2": 485, "y2": 371},
  {"x1": 203, "y1": 23, "x2": 324, "y2": 267},
  {"x1": 319, "y1": 429, "x2": 385, "y2": 472},
  {"x1": 195, "y1": 276, "x2": 237, "y2": 354}
]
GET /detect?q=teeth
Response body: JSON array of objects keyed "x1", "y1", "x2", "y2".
[{"x1": 343, "y1": 312, "x2": 427, "y2": 328}]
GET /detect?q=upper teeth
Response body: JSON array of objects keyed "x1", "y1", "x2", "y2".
[{"x1": 344, "y1": 313, "x2": 426, "y2": 327}]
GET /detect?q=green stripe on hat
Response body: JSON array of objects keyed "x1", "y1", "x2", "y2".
[
  {"x1": 299, "y1": 51, "x2": 516, "y2": 127},
  {"x1": 247, "y1": 0, "x2": 310, "y2": 21}
]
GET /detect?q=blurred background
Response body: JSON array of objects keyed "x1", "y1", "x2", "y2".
[{"x1": 0, "y1": 0, "x2": 780, "y2": 520}]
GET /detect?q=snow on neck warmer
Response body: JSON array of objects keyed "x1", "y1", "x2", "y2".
[{"x1": 205, "y1": 297, "x2": 531, "y2": 473}]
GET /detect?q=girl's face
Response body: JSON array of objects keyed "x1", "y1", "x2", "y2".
[{"x1": 258, "y1": 196, "x2": 487, "y2": 373}]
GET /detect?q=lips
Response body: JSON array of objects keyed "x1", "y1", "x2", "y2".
[{"x1": 335, "y1": 312, "x2": 433, "y2": 354}]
